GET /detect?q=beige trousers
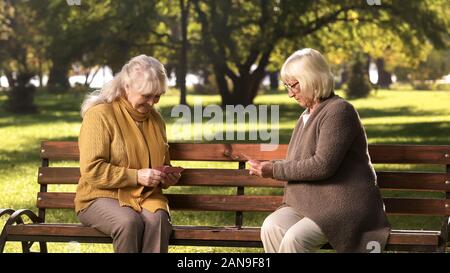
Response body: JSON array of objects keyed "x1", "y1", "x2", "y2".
[
  {"x1": 261, "y1": 206, "x2": 328, "y2": 253},
  {"x1": 78, "y1": 198, "x2": 172, "y2": 253}
]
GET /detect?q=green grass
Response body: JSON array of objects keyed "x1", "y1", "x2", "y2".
[{"x1": 0, "y1": 89, "x2": 449, "y2": 253}]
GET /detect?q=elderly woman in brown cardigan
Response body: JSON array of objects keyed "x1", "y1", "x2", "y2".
[
  {"x1": 248, "y1": 48, "x2": 391, "y2": 253},
  {"x1": 74, "y1": 55, "x2": 180, "y2": 253}
]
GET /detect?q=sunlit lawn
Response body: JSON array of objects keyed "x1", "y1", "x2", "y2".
[{"x1": 0, "y1": 88, "x2": 449, "y2": 252}]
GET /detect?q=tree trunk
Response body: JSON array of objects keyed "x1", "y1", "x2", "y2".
[
  {"x1": 216, "y1": 53, "x2": 268, "y2": 107},
  {"x1": 47, "y1": 62, "x2": 70, "y2": 92},
  {"x1": 269, "y1": 72, "x2": 278, "y2": 90},
  {"x1": 375, "y1": 58, "x2": 392, "y2": 89},
  {"x1": 6, "y1": 72, "x2": 37, "y2": 114},
  {"x1": 38, "y1": 59, "x2": 43, "y2": 87},
  {"x1": 178, "y1": 0, "x2": 189, "y2": 105},
  {"x1": 219, "y1": 70, "x2": 265, "y2": 106},
  {"x1": 5, "y1": 72, "x2": 15, "y2": 89},
  {"x1": 339, "y1": 65, "x2": 350, "y2": 88}
]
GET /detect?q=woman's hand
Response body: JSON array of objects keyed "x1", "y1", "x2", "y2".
[
  {"x1": 137, "y1": 168, "x2": 167, "y2": 187},
  {"x1": 160, "y1": 173, "x2": 181, "y2": 189},
  {"x1": 248, "y1": 160, "x2": 274, "y2": 178}
]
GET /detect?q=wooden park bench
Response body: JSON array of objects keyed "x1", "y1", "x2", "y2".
[{"x1": 1, "y1": 141, "x2": 450, "y2": 253}]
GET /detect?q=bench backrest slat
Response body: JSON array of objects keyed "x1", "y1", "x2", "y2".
[
  {"x1": 38, "y1": 167, "x2": 450, "y2": 191},
  {"x1": 36, "y1": 192, "x2": 450, "y2": 216},
  {"x1": 369, "y1": 145, "x2": 450, "y2": 164},
  {"x1": 41, "y1": 142, "x2": 450, "y2": 164},
  {"x1": 41, "y1": 142, "x2": 79, "y2": 160},
  {"x1": 37, "y1": 141, "x2": 450, "y2": 221},
  {"x1": 38, "y1": 167, "x2": 284, "y2": 187}
]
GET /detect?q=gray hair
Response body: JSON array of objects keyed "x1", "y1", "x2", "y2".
[
  {"x1": 80, "y1": 55, "x2": 168, "y2": 117},
  {"x1": 280, "y1": 48, "x2": 334, "y2": 103}
]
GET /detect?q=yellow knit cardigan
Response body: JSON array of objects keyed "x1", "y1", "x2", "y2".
[{"x1": 74, "y1": 103, "x2": 171, "y2": 214}]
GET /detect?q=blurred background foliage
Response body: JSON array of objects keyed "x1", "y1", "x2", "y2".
[{"x1": 0, "y1": 0, "x2": 448, "y2": 113}]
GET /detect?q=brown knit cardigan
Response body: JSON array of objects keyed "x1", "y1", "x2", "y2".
[{"x1": 273, "y1": 95, "x2": 391, "y2": 253}]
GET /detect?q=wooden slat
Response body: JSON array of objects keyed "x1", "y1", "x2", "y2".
[
  {"x1": 6, "y1": 224, "x2": 439, "y2": 248},
  {"x1": 36, "y1": 192, "x2": 282, "y2": 212},
  {"x1": 38, "y1": 167, "x2": 450, "y2": 193},
  {"x1": 38, "y1": 167, "x2": 285, "y2": 187},
  {"x1": 41, "y1": 141, "x2": 79, "y2": 160},
  {"x1": 41, "y1": 141, "x2": 450, "y2": 164},
  {"x1": 6, "y1": 224, "x2": 260, "y2": 241},
  {"x1": 173, "y1": 228, "x2": 440, "y2": 247},
  {"x1": 37, "y1": 192, "x2": 75, "y2": 209},
  {"x1": 38, "y1": 167, "x2": 80, "y2": 184},
  {"x1": 177, "y1": 169, "x2": 284, "y2": 187},
  {"x1": 7, "y1": 224, "x2": 107, "y2": 237},
  {"x1": 173, "y1": 144, "x2": 449, "y2": 163},
  {"x1": 377, "y1": 171, "x2": 450, "y2": 191},
  {"x1": 40, "y1": 142, "x2": 288, "y2": 161},
  {"x1": 384, "y1": 198, "x2": 450, "y2": 216},
  {"x1": 36, "y1": 192, "x2": 450, "y2": 216},
  {"x1": 167, "y1": 194, "x2": 282, "y2": 212},
  {"x1": 171, "y1": 226, "x2": 261, "y2": 241},
  {"x1": 387, "y1": 230, "x2": 440, "y2": 246},
  {"x1": 169, "y1": 143, "x2": 287, "y2": 161},
  {"x1": 369, "y1": 145, "x2": 450, "y2": 164}
]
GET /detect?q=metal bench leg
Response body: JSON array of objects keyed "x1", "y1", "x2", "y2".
[
  {"x1": 438, "y1": 216, "x2": 449, "y2": 253},
  {"x1": 0, "y1": 209, "x2": 15, "y2": 253},
  {"x1": 0, "y1": 209, "x2": 16, "y2": 253},
  {"x1": 39, "y1": 242, "x2": 48, "y2": 253},
  {"x1": 0, "y1": 209, "x2": 46, "y2": 253}
]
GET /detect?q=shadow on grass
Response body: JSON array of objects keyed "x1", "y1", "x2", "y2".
[
  {"x1": 0, "y1": 92, "x2": 83, "y2": 128},
  {"x1": 366, "y1": 121, "x2": 450, "y2": 144},
  {"x1": 0, "y1": 135, "x2": 78, "y2": 165},
  {"x1": 276, "y1": 104, "x2": 439, "y2": 123},
  {"x1": 357, "y1": 106, "x2": 436, "y2": 119}
]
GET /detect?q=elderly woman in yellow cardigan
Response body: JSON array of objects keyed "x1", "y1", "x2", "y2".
[{"x1": 74, "y1": 55, "x2": 180, "y2": 253}]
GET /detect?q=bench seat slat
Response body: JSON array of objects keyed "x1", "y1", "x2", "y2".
[
  {"x1": 41, "y1": 142, "x2": 450, "y2": 164},
  {"x1": 36, "y1": 192, "x2": 450, "y2": 216},
  {"x1": 6, "y1": 224, "x2": 440, "y2": 247},
  {"x1": 38, "y1": 167, "x2": 450, "y2": 192}
]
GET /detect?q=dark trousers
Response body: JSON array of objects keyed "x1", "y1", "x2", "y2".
[{"x1": 78, "y1": 197, "x2": 172, "y2": 253}]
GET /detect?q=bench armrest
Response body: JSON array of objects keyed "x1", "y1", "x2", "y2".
[
  {"x1": 0, "y1": 208, "x2": 16, "y2": 218},
  {"x1": 0, "y1": 209, "x2": 44, "y2": 253}
]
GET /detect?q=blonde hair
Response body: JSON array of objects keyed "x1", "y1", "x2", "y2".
[
  {"x1": 81, "y1": 55, "x2": 168, "y2": 117},
  {"x1": 280, "y1": 48, "x2": 334, "y2": 103}
]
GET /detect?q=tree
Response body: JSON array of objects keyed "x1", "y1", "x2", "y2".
[
  {"x1": 152, "y1": 0, "x2": 193, "y2": 105},
  {"x1": 177, "y1": 0, "x2": 190, "y2": 105},
  {"x1": 30, "y1": 1, "x2": 120, "y2": 91},
  {"x1": 190, "y1": 0, "x2": 448, "y2": 106},
  {"x1": 0, "y1": 0, "x2": 43, "y2": 113},
  {"x1": 395, "y1": 48, "x2": 450, "y2": 89},
  {"x1": 345, "y1": 54, "x2": 372, "y2": 98}
]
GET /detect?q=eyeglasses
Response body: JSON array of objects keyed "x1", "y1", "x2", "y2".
[{"x1": 283, "y1": 81, "x2": 299, "y2": 92}]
